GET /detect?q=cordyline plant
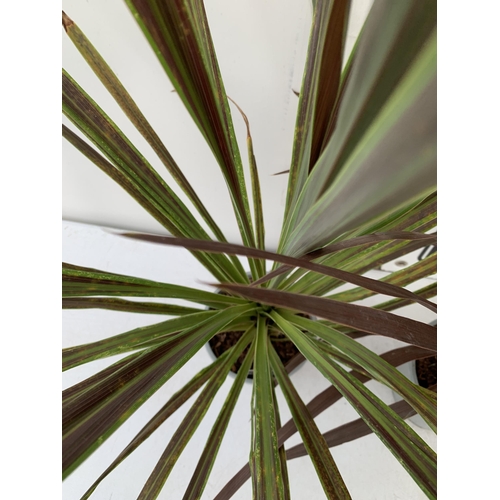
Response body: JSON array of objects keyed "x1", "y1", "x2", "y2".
[{"x1": 62, "y1": 0, "x2": 437, "y2": 499}]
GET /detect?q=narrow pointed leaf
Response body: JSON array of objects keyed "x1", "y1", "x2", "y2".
[
  {"x1": 228, "y1": 97, "x2": 266, "y2": 278},
  {"x1": 269, "y1": 341, "x2": 351, "y2": 499},
  {"x1": 278, "y1": 191, "x2": 436, "y2": 292},
  {"x1": 285, "y1": 234, "x2": 435, "y2": 296},
  {"x1": 309, "y1": 231, "x2": 436, "y2": 260},
  {"x1": 309, "y1": 0, "x2": 351, "y2": 167},
  {"x1": 62, "y1": 125, "x2": 183, "y2": 238},
  {"x1": 63, "y1": 70, "x2": 243, "y2": 282},
  {"x1": 62, "y1": 12, "x2": 239, "y2": 248},
  {"x1": 62, "y1": 297, "x2": 200, "y2": 315},
  {"x1": 286, "y1": 397, "x2": 430, "y2": 460},
  {"x1": 282, "y1": 25, "x2": 437, "y2": 255},
  {"x1": 271, "y1": 383, "x2": 291, "y2": 500},
  {"x1": 252, "y1": 231, "x2": 436, "y2": 286},
  {"x1": 275, "y1": 347, "x2": 435, "y2": 450},
  {"x1": 219, "y1": 284, "x2": 436, "y2": 351},
  {"x1": 63, "y1": 310, "x2": 213, "y2": 370},
  {"x1": 63, "y1": 352, "x2": 141, "y2": 404},
  {"x1": 374, "y1": 282, "x2": 437, "y2": 313},
  {"x1": 62, "y1": 262, "x2": 245, "y2": 307},
  {"x1": 283, "y1": 0, "x2": 351, "y2": 222},
  {"x1": 251, "y1": 316, "x2": 285, "y2": 500},
  {"x1": 327, "y1": 253, "x2": 437, "y2": 303},
  {"x1": 63, "y1": 71, "x2": 198, "y2": 237}
]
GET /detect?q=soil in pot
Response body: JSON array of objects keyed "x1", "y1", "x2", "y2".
[
  {"x1": 208, "y1": 329, "x2": 300, "y2": 379},
  {"x1": 208, "y1": 283, "x2": 302, "y2": 379},
  {"x1": 416, "y1": 355, "x2": 437, "y2": 389}
]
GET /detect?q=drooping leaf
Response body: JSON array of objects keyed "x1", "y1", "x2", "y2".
[{"x1": 227, "y1": 97, "x2": 266, "y2": 277}]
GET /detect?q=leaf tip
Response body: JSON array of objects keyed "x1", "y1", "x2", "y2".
[
  {"x1": 271, "y1": 169, "x2": 290, "y2": 176},
  {"x1": 62, "y1": 11, "x2": 74, "y2": 33}
]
